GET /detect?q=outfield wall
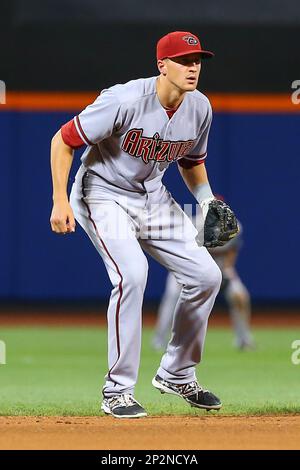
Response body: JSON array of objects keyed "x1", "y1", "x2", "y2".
[{"x1": 1, "y1": 94, "x2": 299, "y2": 301}]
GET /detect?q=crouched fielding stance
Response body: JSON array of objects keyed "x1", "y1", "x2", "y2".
[{"x1": 50, "y1": 31, "x2": 238, "y2": 418}]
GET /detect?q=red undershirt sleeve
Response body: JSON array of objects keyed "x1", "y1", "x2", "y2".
[
  {"x1": 61, "y1": 118, "x2": 85, "y2": 149},
  {"x1": 177, "y1": 154, "x2": 206, "y2": 168}
]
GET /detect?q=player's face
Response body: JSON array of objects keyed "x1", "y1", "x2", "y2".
[{"x1": 162, "y1": 53, "x2": 201, "y2": 92}]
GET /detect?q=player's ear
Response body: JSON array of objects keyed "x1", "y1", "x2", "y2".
[{"x1": 157, "y1": 59, "x2": 167, "y2": 76}]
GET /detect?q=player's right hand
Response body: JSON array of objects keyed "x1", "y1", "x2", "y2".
[{"x1": 50, "y1": 199, "x2": 76, "y2": 234}]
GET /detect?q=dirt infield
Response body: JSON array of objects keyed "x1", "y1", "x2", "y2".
[{"x1": 0, "y1": 415, "x2": 299, "y2": 450}]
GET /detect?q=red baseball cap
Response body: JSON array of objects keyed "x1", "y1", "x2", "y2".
[{"x1": 157, "y1": 31, "x2": 214, "y2": 61}]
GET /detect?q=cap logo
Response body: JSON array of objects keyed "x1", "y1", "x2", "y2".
[{"x1": 182, "y1": 35, "x2": 198, "y2": 46}]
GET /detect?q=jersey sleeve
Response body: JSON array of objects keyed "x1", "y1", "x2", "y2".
[
  {"x1": 61, "y1": 119, "x2": 85, "y2": 149},
  {"x1": 178, "y1": 100, "x2": 212, "y2": 168},
  {"x1": 70, "y1": 89, "x2": 123, "y2": 146}
]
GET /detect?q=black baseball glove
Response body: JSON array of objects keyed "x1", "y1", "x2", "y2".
[{"x1": 203, "y1": 199, "x2": 239, "y2": 248}]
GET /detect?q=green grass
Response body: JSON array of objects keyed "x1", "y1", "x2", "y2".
[{"x1": 0, "y1": 326, "x2": 300, "y2": 416}]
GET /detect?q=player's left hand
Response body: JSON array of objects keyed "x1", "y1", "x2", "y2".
[{"x1": 203, "y1": 199, "x2": 239, "y2": 248}]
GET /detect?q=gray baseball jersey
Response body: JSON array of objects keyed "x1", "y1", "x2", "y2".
[{"x1": 74, "y1": 76, "x2": 212, "y2": 190}]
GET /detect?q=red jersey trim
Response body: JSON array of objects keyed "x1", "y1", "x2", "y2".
[
  {"x1": 74, "y1": 115, "x2": 93, "y2": 146},
  {"x1": 61, "y1": 119, "x2": 85, "y2": 149},
  {"x1": 178, "y1": 159, "x2": 205, "y2": 169},
  {"x1": 182, "y1": 152, "x2": 207, "y2": 162},
  {"x1": 178, "y1": 151, "x2": 207, "y2": 168}
]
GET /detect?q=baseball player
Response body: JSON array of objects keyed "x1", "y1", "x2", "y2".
[
  {"x1": 50, "y1": 31, "x2": 236, "y2": 418},
  {"x1": 152, "y1": 218, "x2": 255, "y2": 351}
]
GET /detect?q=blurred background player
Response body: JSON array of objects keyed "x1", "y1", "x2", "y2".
[{"x1": 152, "y1": 209, "x2": 255, "y2": 351}]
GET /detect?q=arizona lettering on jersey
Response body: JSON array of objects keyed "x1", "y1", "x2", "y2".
[
  {"x1": 62, "y1": 76, "x2": 212, "y2": 191},
  {"x1": 122, "y1": 129, "x2": 196, "y2": 164}
]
